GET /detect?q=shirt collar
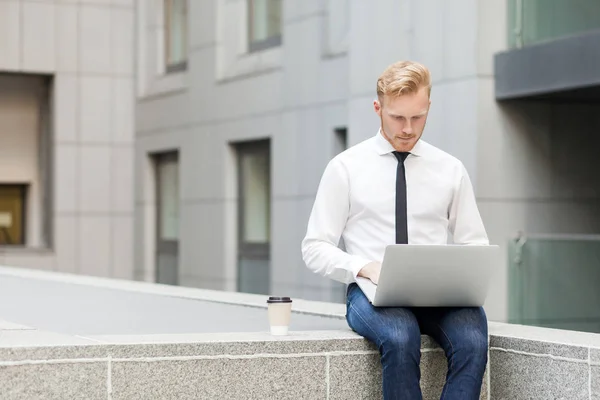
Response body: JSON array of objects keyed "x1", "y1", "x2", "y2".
[{"x1": 373, "y1": 129, "x2": 425, "y2": 157}]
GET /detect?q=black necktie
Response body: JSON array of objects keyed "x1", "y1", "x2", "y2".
[{"x1": 393, "y1": 152, "x2": 410, "y2": 244}]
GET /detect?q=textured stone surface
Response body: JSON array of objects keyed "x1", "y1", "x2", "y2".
[
  {"x1": 92, "y1": 329, "x2": 361, "y2": 344},
  {"x1": 327, "y1": 349, "x2": 481, "y2": 400},
  {"x1": 489, "y1": 322, "x2": 600, "y2": 349},
  {"x1": 0, "y1": 332, "x2": 590, "y2": 399},
  {"x1": 592, "y1": 347, "x2": 600, "y2": 363},
  {"x1": 420, "y1": 351, "x2": 489, "y2": 400},
  {"x1": 111, "y1": 356, "x2": 327, "y2": 399},
  {"x1": 0, "y1": 362, "x2": 107, "y2": 400},
  {"x1": 491, "y1": 335, "x2": 588, "y2": 360},
  {"x1": 328, "y1": 353, "x2": 382, "y2": 399},
  {"x1": 0, "y1": 335, "x2": 375, "y2": 362},
  {"x1": 105, "y1": 337, "x2": 376, "y2": 359},
  {"x1": 481, "y1": 369, "x2": 489, "y2": 400},
  {"x1": 0, "y1": 330, "x2": 98, "y2": 348},
  {"x1": 421, "y1": 335, "x2": 441, "y2": 349},
  {"x1": 490, "y1": 349, "x2": 589, "y2": 399},
  {"x1": 420, "y1": 351, "x2": 447, "y2": 400},
  {"x1": 0, "y1": 332, "x2": 437, "y2": 362},
  {"x1": 0, "y1": 344, "x2": 108, "y2": 362},
  {"x1": 592, "y1": 366, "x2": 600, "y2": 400}
]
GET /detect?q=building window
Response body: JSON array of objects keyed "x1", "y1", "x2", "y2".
[
  {"x1": 0, "y1": 185, "x2": 26, "y2": 246},
  {"x1": 236, "y1": 140, "x2": 271, "y2": 295},
  {"x1": 154, "y1": 151, "x2": 180, "y2": 285},
  {"x1": 248, "y1": 0, "x2": 282, "y2": 52},
  {"x1": 333, "y1": 127, "x2": 348, "y2": 156},
  {"x1": 165, "y1": 0, "x2": 188, "y2": 72},
  {"x1": 241, "y1": 150, "x2": 270, "y2": 244},
  {"x1": 508, "y1": 0, "x2": 600, "y2": 48},
  {"x1": 0, "y1": 74, "x2": 50, "y2": 249}
]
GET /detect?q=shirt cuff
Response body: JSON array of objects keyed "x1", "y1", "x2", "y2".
[{"x1": 349, "y1": 257, "x2": 373, "y2": 279}]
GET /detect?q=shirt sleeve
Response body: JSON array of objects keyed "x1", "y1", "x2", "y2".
[
  {"x1": 448, "y1": 164, "x2": 489, "y2": 245},
  {"x1": 301, "y1": 158, "x2": 373, "y2": 284}
]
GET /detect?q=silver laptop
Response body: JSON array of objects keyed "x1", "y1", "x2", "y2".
[{"x1": 355, "y1": 244, "x2": 499, "y2": 307}]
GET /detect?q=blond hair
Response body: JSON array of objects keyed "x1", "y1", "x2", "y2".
[{"x1": 376, "y1": 61, "x2": 431, "y2": 101}]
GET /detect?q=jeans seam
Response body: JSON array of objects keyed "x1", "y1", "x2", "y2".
[
  {"x1": 437, "y1": 322, "x2": 455, "y2": 370},
  {"x1": 348, "y1": 303, "x2": 384, "y2": 346},
  {"x1": 437, "y1": 322, "x2": 454, "y2": 400}
]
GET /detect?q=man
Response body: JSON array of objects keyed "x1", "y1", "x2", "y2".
[{"x1": 301, "y1": 61, "x2": 489, "y2": 399}]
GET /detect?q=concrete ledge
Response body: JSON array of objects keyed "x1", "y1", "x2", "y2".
[
  {"x1": 2, "y1": 266, "x2": 600, "y2": 399},
  {"x1": 0, "y1": 329, "x2": 451, "y2": 400},
  {"x1": 5, "y1": 325, "x2": 597, "y2": 399},
  {"x1": 487, "y1": 322, "x2": 600, "y2": 400}
]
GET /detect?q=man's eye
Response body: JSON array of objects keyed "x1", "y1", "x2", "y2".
[{"x1": 412, "y1": 116, "x2": 421, "y2": 120}]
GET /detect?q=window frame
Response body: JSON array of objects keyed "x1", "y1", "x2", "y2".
[
  {"x1": 153, "y1": 151, "x2": 180, "y2": 285},
  {"x1": 236, "y1": 140, "x2": 271, "y2": 258},
  {"x1": 247, "y1": 0, "x2": 282, "y2": 53},
  {"x1": 214, "y1": 0, "x2": 283, "y2": 82},
  {"x1": 235, "y1": 139, "x2": 271, "y2": 295},
  {"x1": 164, "y1": 0, "x2": 188, "y2": 73}
]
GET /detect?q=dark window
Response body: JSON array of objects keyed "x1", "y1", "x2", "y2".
[
  {"x1": 236, "y1": 140, "x2": 271, "y2": 294},
  {"x1": 334, "y1": 127, "x2": 348, "y2": 155},
  {"x1": 0, "y1": 185, "x2": 27, "y2": 246},
  {"x1": 154, "y1": 151, "x2": 179, "y2": 285}
]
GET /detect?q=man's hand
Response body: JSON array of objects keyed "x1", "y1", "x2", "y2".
[{"x1": 358, "y1": 261, "x2": 382, "y2": 285}]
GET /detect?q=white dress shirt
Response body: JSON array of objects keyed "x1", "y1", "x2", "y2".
[{"x1": 301, "y1": 130, "x2": 489, "y2": 284}]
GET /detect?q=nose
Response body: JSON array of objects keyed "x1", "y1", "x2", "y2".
[{"x1": 402, "y1": 120, "x2": 413, "y2": 135}]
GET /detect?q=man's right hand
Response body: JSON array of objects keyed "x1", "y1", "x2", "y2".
[{"x1": 358, "y1": 261, "x2": 382, "y2": 285}]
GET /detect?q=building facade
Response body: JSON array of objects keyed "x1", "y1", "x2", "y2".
[
  {"x1": 0, "y1": 1, "x2": 136, "y2": 279},
  {"x1": 3, "y1": 0, "x2": 597, "y2": 327},
  {"x1": 135, "y1": 0, "x2": 600, "y2": 325}
]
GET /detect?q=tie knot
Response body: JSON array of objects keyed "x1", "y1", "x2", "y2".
[{"x1": 393, "y1": 151, "x2": 410, "y2": 163}]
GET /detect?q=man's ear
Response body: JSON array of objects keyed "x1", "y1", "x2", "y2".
[{"x1": 373, "y1": 99, "x2": 382, "y2": 116}]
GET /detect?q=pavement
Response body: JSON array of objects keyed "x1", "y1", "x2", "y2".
[{"x1": 0, "y1": 274, "x2": 349, "y2": 336}]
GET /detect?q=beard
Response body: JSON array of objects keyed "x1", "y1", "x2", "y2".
[{"x1": 380, "y1": 118, "x2": 422, "y2": 152}]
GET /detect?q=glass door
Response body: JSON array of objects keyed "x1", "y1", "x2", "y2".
[
  {"x1": 155, "y1": 152, "x2": 179, "y2": 285},
  {"x1": 236, "y1": 140, "x2": 271, "y2": 295}
]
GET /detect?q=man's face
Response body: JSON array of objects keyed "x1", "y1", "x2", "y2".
[{"x1": 374, "y1": 87, "x2": 431, "y2": 152}]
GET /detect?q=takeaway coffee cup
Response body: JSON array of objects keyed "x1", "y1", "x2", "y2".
[{"x1": 267, "y1": 296, "x2": 292, "y2": 335}]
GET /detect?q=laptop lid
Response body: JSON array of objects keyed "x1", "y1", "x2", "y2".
[{"x1": 367, "y1": 244, "x2": 499, "y2": 307}]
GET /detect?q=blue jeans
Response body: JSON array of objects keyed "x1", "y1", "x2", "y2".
[{"x1": 346, "y1": 283, "x2": 488, "y2": 400}]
